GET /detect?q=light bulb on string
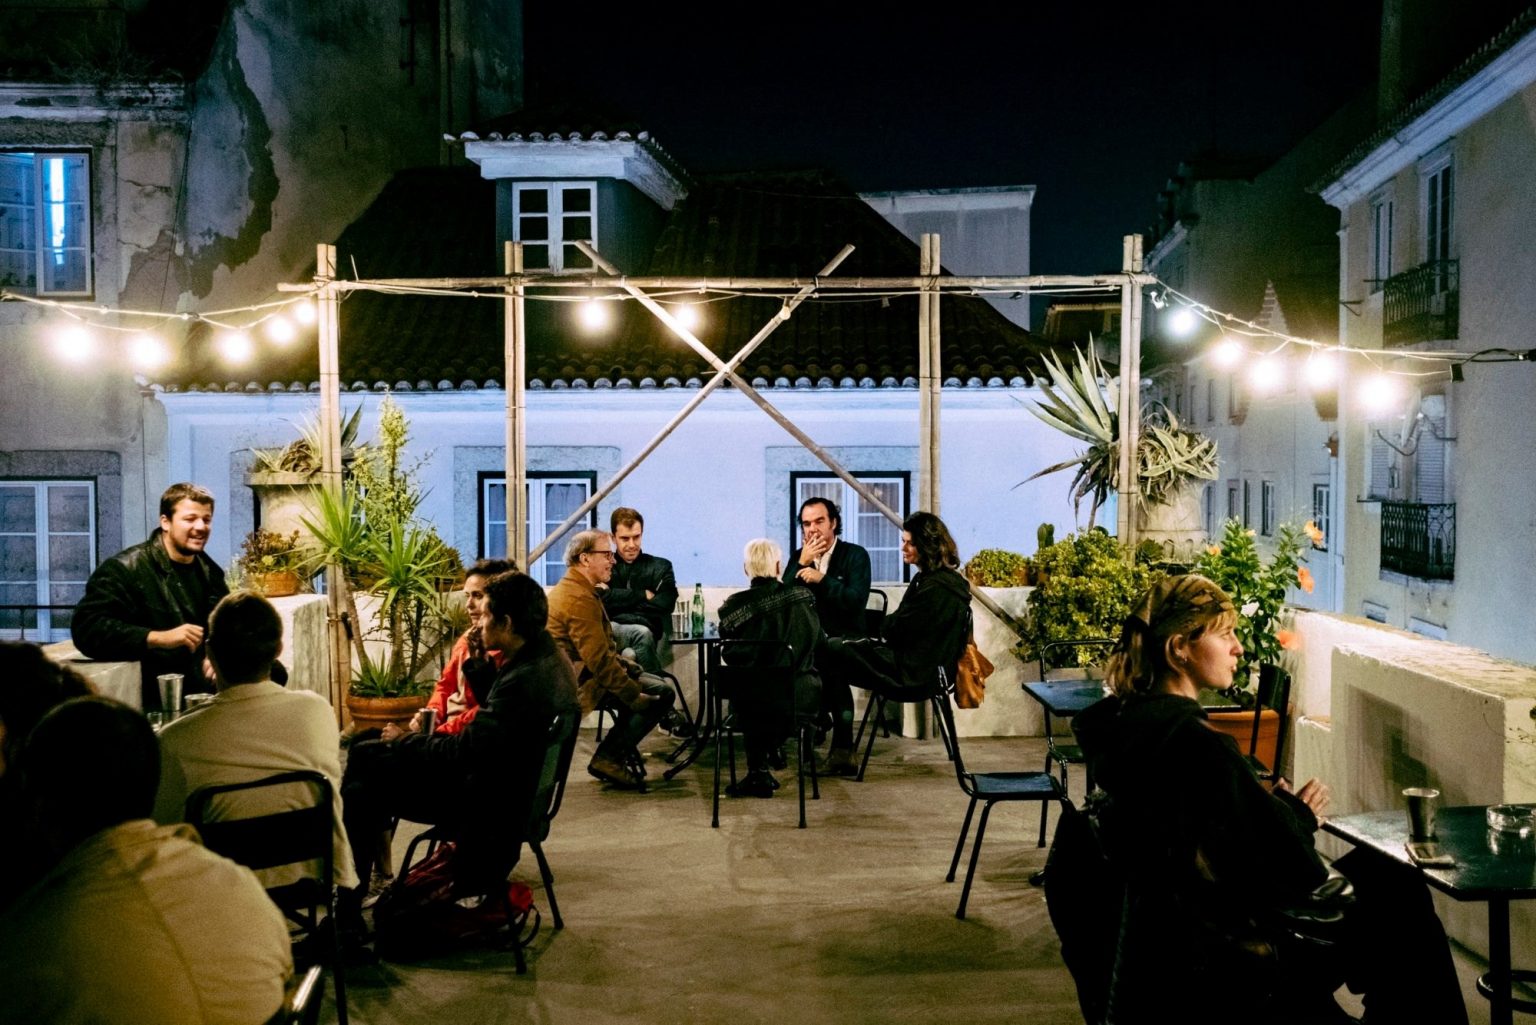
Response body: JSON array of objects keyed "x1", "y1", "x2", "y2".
[
  {"x1": 670, "y1": 302, "x2": 701, "y2": 332},
  {"x1": 1248, "y1": 353, "x2": 1285, "y2": 394},
  {"x1": 1358, "y1": 373, "x2": 1405, "y2": 416},
  {"x1": 578, "y1": 298, "x2": 610, "y2": 332},
  {"x1": 217, "y1": 329, "x2": 254, "y2": 364},
  {"x1": 1211, "y1": 336, "x2": 1244, "y2": 370},
  {"x1": 128, "y1": 332, "x2": 169, "y2": 371},
  {"x1": 291, "y1": 298, "x2": 317, "y2": 326},
  {"x1": 1167, "y1": 307, "x2": 1198, "y2": 337},
  {"x1": 264, "y1": 315, "x2": 296, "y2": 345},
  {"x1": 54, "y1": 323, "x2": 96, "y2": 364},
  {"x1": 1305, "y1": 351, "x2": 1339, "y2": 389}
]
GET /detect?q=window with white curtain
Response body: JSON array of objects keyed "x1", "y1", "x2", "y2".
[
  {"x1": 0, "y1": 480, "x2": 95, "y2": 641},
  {"x1": 480, "y1": 472, "x2": 597, "y2": 586}
]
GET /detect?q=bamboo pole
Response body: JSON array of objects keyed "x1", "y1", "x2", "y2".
[
  {"x1": 504, "y1": 242, "x2": 528, "y2": 568},
  {"x1": 1116, "y1": 234, "x2": 1145, "y2": 553},
  {"x1": 524, "y1": 245, "x2": 856, "y2": 565},
  {"x1": 315, "y1": 243, "x2": 349, "y2": 724},
  {"x1": 279, "y1": 272, "x2": 1154, "y2": 293},
  {"x1": 919, "y1": 235, "x2": 935, "y2": 512}
]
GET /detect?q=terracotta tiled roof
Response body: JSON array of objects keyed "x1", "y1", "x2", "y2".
[{"x1": 159, "y1": 166, "x2": 1050, "y2": 393}]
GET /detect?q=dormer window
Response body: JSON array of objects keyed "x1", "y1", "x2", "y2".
[{"x1": 512, "y1": 182, "x2": 596, "y2": 272}]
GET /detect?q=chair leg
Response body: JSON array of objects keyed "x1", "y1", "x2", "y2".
[
  {"x1": 805, "y1": 724, "x2": 820, "y2": 800},
  {"x1": 796, "y1": 729, "x2": 807, "y2": 829},
  {"x1": 947, "y1": 795, "x2": 979, "y2": 882},
  {"x1": 326, "y1": 912, "x2": 349, "y2": 1025},
  {"x1": 957, "y1": 800, "x2": 996, "y2": 920},
  {"x1": 930, "y1": 695, "x2": 955, "y2": 760},
  {"x1": 531, "y1": 841, "x2": 562, "y2": 930},
  {"x1": 711, "y1": 704, "x2": 724, "y2": 828},
  {"x1": 852, "y1": 691, "x2": 878, "y2": 751},
  {"x1": 855, "y1": 695, "x2": 885, "y2": 782}
]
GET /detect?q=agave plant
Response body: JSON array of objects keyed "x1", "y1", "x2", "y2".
[{"x1": 1022, "y1": 343, "x2": 1217, "y2": 525}]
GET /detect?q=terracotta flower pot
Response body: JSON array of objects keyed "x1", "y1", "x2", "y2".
[
  {"x1": 249, "y1": 570, "x2": 301, "y2": 597},
  {"x1": 345, "y1": 693, "x2": 426, "y2": 732},
  {"x1": 1206, "y1": 707, "x2": 1280, "y2": 770}
]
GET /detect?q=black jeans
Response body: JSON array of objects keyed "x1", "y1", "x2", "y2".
[{"x1": 595, "y1": 673, "x2": 675, "y2": 757}]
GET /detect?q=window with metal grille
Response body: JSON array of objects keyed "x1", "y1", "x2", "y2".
[
  {"x1": 480, "y1": 472, "x2": 597, "y2": 586},
  {"x1": 0, "y1": 151, "x2": 92, "y2": 296},
  {"x1": 0, "y1": 480, "x2": 95, "y2": 642},
  {"x1": 790, "y1": 472, "x2": 910, "y2": 584}
]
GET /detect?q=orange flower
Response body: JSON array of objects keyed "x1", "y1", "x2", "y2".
[
  {"x1": 1304, "y1": 520, "x2": 1325, "y2": 546},
  {"x1": 1297, "y1": 566, "x2": 1315, "y2": 593},
  {"x1": 1206, "y1": 544, "x2": 1222, "y2": 556},
  {"x1": 1276, "y1": 629, "x2": 1300, "y2": 650}
]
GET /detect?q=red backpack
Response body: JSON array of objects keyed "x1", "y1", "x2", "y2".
[{"x1": 371, "y1": 841, "x2": 538, "y2": 961}]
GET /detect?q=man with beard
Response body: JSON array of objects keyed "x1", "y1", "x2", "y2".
[{"x1": 73, "y1": 483, "x2": 229, "y2": 711}]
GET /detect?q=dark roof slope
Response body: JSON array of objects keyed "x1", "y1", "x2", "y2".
[{"x1": 161, "y1": 167, "x2": 1050, "y2": 393}]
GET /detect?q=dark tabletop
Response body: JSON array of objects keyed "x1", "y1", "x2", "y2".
[
  {"x1": 1325, "y1": 807, "x2": 1536, "y2": 901},
  {"x1": 1022, "y1": 680, "x2": 1106, "y2": 717}
]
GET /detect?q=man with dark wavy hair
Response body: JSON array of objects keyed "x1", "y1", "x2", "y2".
[{"x1": 73, "y1": 482, "x2": 229, "y2": 710}]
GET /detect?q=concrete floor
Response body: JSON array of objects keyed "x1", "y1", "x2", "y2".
[{"x1": 328, "y1": 729, "x2": 1497, "y2": 1025}]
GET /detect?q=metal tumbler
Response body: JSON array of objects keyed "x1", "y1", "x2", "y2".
[
  {"x1": 1404, "y1": 786, "x2": 1440, "y2": 841},
  {"x1": 420, "y1": 707, "x2": 438, "y2": 735},
  {"x1": 157, "y1": 673, "x2": 184, "y2": 716}
]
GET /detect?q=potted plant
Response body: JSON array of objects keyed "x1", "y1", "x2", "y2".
[
  {"x1": 1023, "y1": 345, "x2": 1218, "y2": 559},
  {"x1": 246, "y1": 405, "x2": 363, "y2": 545},
  {"x1": 1193, "y1": 518, "x2": 1319, "y2": 766},
  {"x1": 300, "y1": 396, "x2": 461, "y2": 730},
  {"x1": 964, "y1": 548, "x2": 1032, "y2": 588},
  {"x1": 1020, "y1": 527, "x2": 1158, "y2": 671},
  {"x1": 236, "y1": 527, "x2": 305, "y2": 597}
]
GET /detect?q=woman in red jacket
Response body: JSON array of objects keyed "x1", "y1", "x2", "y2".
[{"x1": 408, "y1": 558, "x2": 517, "y2": 736}]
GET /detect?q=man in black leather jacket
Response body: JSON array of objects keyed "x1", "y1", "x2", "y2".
[
  {"x1": 599, "y1": 507, "x2": 678, "y2": 674},
  {"x1": 72, "y1": 483, "x2": 229, "y2": 710}
]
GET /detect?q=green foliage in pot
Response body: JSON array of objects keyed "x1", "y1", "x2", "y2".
[
  {"x1": 1194, "y1": 518, "x2": 1312, "y2": 686},
  {"x1": 1023, "y1": 344, "x2": 1218, "y2": 526},
  {"x1": 251, "y1": 405, "x2": 363, "y2": 476},
  {"x1": 1021, "y1": 527, "x2": 1159, "y2": 669},
  {"x1": 236, "y1": 527, "x2": 303, "y2": 577},
  {"x1": 964, "y1": 548, "x2": 1031, "y2": 587}
]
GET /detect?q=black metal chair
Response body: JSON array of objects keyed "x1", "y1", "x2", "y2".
[
  {"x1": 935, "y1": 675, "x2": 1068, "y2": 919},
  {"x1": 863, "y1": 588, "x2": 888, "y2": 638},
  {"x1": 1034, "y1": 637, "x2": 1114, "y2": 847},
  {"x1": 394, "y1": 710, "x2": 580, "y2": 971},
  {"x1": 185, "y1": 770, "x2": 348, "y2": 1025},
  {"x1": 265, "y1": 964, "x2": 324, "y2": 1025},
  {"x1": 709, "y1": 639, "x2": 820, "y2": 828},
  {"x1": 1243, "y1": 665, "x2": 1292, "y2": 782}
]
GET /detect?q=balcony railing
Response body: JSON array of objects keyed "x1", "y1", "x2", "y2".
[
  {"x1": 1380, "y1": 502, "x2": 1455, "y2": 580},
  {"x1": 1383, "y1": 259, "x2": 1458, "y2": 347}
]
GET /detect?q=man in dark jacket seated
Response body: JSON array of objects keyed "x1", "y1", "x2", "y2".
[
  {"x1": 337, "y1": 571, "x2": 579, "y2": 941},
  {"x1": 717, "y1": 539, "x2": 823, "y2": 798},
  {"x1": 72, "y1": 482, "x2": 229, "y2": 710},
  {"x1": 821, "y1": 512, "x2": 971, "y2": 722}
]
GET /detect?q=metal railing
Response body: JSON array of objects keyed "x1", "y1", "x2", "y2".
[
  {"x1": 1383, "y1": 259, "x2": 1458, "y2": 347},
  {"x1": 1380, "y1": 502, "x2": 1455, "y2": 580}
]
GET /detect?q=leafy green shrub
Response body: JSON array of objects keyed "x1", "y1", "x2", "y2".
[
  {"x1": 1021, "y1": 527, "x2": 1158, "y2": 668},
  {"x1": 964, "y1": 548, "x2": 1031, "y2": 587}
]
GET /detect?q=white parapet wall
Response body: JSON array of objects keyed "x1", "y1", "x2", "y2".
[{"x1": 1290, "y1": 609, "x2": 1536, "y2": 964}]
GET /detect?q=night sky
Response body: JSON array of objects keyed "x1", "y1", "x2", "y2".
[{"x1": 526, "y1": 2, "x2": 1384, "y2": 280}]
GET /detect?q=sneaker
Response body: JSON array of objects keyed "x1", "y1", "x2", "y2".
[
  {"x1": 360, "y1": 871, "x2": 395, "y2": 909},
  {"x1": 823, "y1": 747, "x2": 859, "y2": 777},
  {"x1": 660, "y1": 710, "x2": 695, "y2": 738},
  {"x1": 588, "y1": 751, "x2": 644, "y2": 789},
  {"x1": 729, "y1": 769, "x2": 778, "y2": 798}
]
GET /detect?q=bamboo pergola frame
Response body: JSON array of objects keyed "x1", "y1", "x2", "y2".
[{"x1": 286, "y1": 237, "x2": 1153, "y2": 719}]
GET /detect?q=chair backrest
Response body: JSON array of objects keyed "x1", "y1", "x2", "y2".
[
  {"x1": 1246, "y1": 665, "x2": 1292, "y2": 774},
  {"x1": 863, "y1": 588, "x2": 888, "y2": 638},
  {"x1": 931, "y1": 669, "x2": 977, "y2": 791},
  {"x1": 527, "y1": 709, "x2": 580, "y2": 845},
  {"x1": 710, "y1": 638, "x2": 795, "y2": 704},
  {"x1": 185, "y1": 770, "x2": 333, "y2": 888}
]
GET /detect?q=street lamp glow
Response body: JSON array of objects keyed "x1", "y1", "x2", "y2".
[
  {"x1": 128, "y1": 332, "x2": 169, "y2": 371},
  {"x1": 291, "y1": 298, "x2": 317, "y2": 325},
  {"x1": 670, "y1": 302, "x2": 701, "y2": 332},
  {"x1": 578, "y1": 298, "x2": 610, "y2": 332},
  {"x1": 264, "y1": 314, "x2": 297, "y2": 344},
  {"x1": 1248, "y1": 353, "x2": 1285, "y2": 394},
  {"x1": 1358, "y1": 373, "x2": 1404, "y2": 415},
  {"x1": 217, "y1": 329, "x2": 254, "y2": 364},
  {"x1": 1166, "y1": 307, "x2": 1198, "y2": 337},
  {"x1": 1305, "y1": 351, "x2": 1339, "y2": 389},
  {"x1": 54, "y1": 324, "x2": 95, "y2": 364},
  {"x1": 1210, "y1": 336, "x2": 1244, "y2": 369}
]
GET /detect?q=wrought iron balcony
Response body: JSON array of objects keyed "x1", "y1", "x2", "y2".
[
  {"x1": 1380, "y1": 501, "x2": 1455, "y2": 580},
  {"x1": 1383, "y1": 259, "x2": 1458, "y2": 347}
]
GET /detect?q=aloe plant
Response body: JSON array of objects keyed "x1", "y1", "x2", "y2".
[{"x1": 1022, "y1": 343, "x2": 1217, "y2": 525}]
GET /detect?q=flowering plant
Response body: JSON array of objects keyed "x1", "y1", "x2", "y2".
[
  {"x1": 236, "y1": 527, "x2": 303, "y2": 576},
  {"x1": 1194, "y1": 518, "x2": 1320, "y2": 683}
]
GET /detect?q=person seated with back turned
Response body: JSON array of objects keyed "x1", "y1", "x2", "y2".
[
  {"x1": 821, "y1": 512, "x2": 971, "y2": 773},
  {"x1": 409, "y1": 557, "x2": 518, "y2": 737},
  {"x1": 782, "y1": 496, "x2": 871, "y2": 772},
  {"x1": 717, "y1": 539, "x2": 824, "y2": 798},
  {"x1": 337, "y1": 571, "x2": 579, "y2": 936},
  {"x1": 0, "y1": 696, "x2": 291, "y2": 1025},
  {"x1": 1060, "y1": 573, "x2": 1466, "y2": 1025},
  {"x1": 72, "y1": 482, "x2": 230, "y2": 710},
  {"x1": 599, "y1": 507, "x2": 678, "y2": 676},
  {"x1": 548, "y1": 529, "x2": 676, "y2": 790},
  {"x1": 153, "y1": 590, "x2": 357, "y2": 892}
]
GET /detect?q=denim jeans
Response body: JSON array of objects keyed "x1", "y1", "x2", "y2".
[{"x1": 612, "y1": 622, "x2": 663, "y2": 674}]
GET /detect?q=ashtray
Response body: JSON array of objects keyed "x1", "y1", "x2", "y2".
[{"x1": 1486, "y1": 804, "x2": 1536, "y2": 835}]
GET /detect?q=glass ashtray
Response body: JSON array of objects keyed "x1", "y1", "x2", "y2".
[{"x1": 1486, "y1": 804, "x2": 1536, "y2": 835}]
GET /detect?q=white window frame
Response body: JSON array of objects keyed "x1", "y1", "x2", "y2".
[
  {"x1": 1311, "y1": 482, "x2": 1331, "y2": 552},
  {"x1": 0, "y1": 479, "x2": 96, "y2": 642},
  {"x1": 511, "y1": 181, "x2": 597, "y2": 273},
  {"x1": 480, "y1": 472, "x2": 597, "y2": 586},
  {"x1": 791, "y1": 472, "x2": 910, "y2": 584},
  {"x1": 1420, "y1": 154, "x2": 1453, "y2": 267},
  {"x1": 1368, "y1": 188, "x2": 1394, "y2": 292},
  {"x1": 0, "y1": 150, "x2": 93, "y2": 297},
  {"x1": 1260, "y1": 480, "x2": 1276, "y2": 536}
]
